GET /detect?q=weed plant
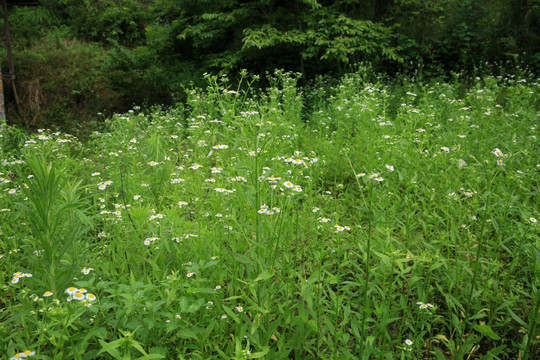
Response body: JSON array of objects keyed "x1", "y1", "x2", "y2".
[{"x1": 0, "y1": 68, "x2": 538, "y2": 359}]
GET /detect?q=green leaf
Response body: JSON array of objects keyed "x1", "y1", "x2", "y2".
[
  {"x1": 507, "y1": 307, "x2": 528, "y2": 327},
  {"x1": 473, "y1": 324, "x2": 501, "y2": 340},
  {"x1": 98, "y1": 339, "x2": 123, "y2": 359},
  {"x1": 249, "y1": 346, "x2": 270, "y2": 358},
  {"x1": 136, "y1": 354, "x2": 166, "y2": 360},
  {"x1": 232, "y1": 252, "x2": 254, "y2": 264},
  {"x1": 254, "y1": 269, "x2": 273, "y2": 282},
  {"x1": 176, "y1": 328, "x2": 199, "y2": 341}
]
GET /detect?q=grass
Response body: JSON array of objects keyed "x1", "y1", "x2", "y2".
[{"x1": 0, "y1": 67, "x2": 538, "y2": 359}]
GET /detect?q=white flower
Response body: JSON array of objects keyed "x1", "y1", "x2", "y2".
[
  {"x1": 405, "y1": 339, "x2": 413, "y2": 346},
  {"x1": 81, "y1": 267, "x2": 94, "y2": 275},
  {"x1": 189, "y1": 163, "x2": 203, "y2": 170},
  {"x1": 492, "y1": 148, "x2": 503, "y2": 157}
]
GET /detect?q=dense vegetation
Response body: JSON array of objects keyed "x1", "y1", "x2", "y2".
[
  {"x1": 1, "y1": 68, "x2": 538, "y2": 359},
  {"x1": 1, "y1": 2, "x2": 539, "y2": 359},
  {"x1": 1, "y1": 0, "x2": 539, "y2": 128}
]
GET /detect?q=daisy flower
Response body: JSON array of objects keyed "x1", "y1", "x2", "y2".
[
  {"x1": 73, "y1": 291, "x2": 85, "y2": 301},
  {"x1": 189, "y1": 163, "x2": 203, "y2": 170},
  {"x1": 81, "y1": 267, "x2": 94, "y2": 275},
  {"x1": 492, "y1": 148, "x2": 503, "y2": 157},
  {"x1": 9, "y1": 350, "x2": 36, "y2": 360},
  {"x1": 212, "y1": 144, "x2": 229, "y2": 150},
  {"x1": 283, "y1": 181, "x2": 294, "y2": 188},
  {"x1": 65, "y1": 287, "x2": 82, "y2": 297}
]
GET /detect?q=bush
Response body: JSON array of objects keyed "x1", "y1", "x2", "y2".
[{"x1": 2, "y1": 34, "x2": 122, "y2": 133}]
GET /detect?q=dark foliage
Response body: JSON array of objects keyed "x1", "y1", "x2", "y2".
[{"x1": 1, "y1": 0, "x2": 538, "y2": 129}]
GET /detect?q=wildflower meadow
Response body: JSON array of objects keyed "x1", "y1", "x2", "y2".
[{"x1": 1, "y1": 69, "x2": 538, "y2": 359}]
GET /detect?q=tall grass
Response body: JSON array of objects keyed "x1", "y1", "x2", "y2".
[{"x1": 0, "y1": 67, "x2": 538, "y2": 359}]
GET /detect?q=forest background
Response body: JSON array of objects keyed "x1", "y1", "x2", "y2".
[{"x1": 1, "y1": 0, "x2": 539, "y2": 131}]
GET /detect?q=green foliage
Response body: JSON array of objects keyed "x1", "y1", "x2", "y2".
[
  {"x1": 2, "y1": 0, "x2": 539, "y2": 129},
  {"x1": 1, "y1": 34, "x2": 122, "y2": 131},
  {"x1": 1, "y1": 70, "x2": 538, "y2": 359},
  {"x1": 49, "y1": 0, "x2": 148, "y2": 46}
]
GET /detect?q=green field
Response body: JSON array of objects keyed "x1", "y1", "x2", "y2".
[{"x1": 1, "y1": 69, "x2": 538, "y2": 359}]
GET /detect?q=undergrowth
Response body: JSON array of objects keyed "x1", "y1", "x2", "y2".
[{"x1": 0, "y1": 67, "x2": 538, "y2": 359}]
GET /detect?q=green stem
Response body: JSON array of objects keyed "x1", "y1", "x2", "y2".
[
  {"x1": 362, "y1": 188, "x2": 373, "y2": 345},
  {"x1": 463, "y1": 168, "x2": 495, "y2": 335},
  {"x1": 333, "y1": 235, "x2": 342, "y2": 358}
]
